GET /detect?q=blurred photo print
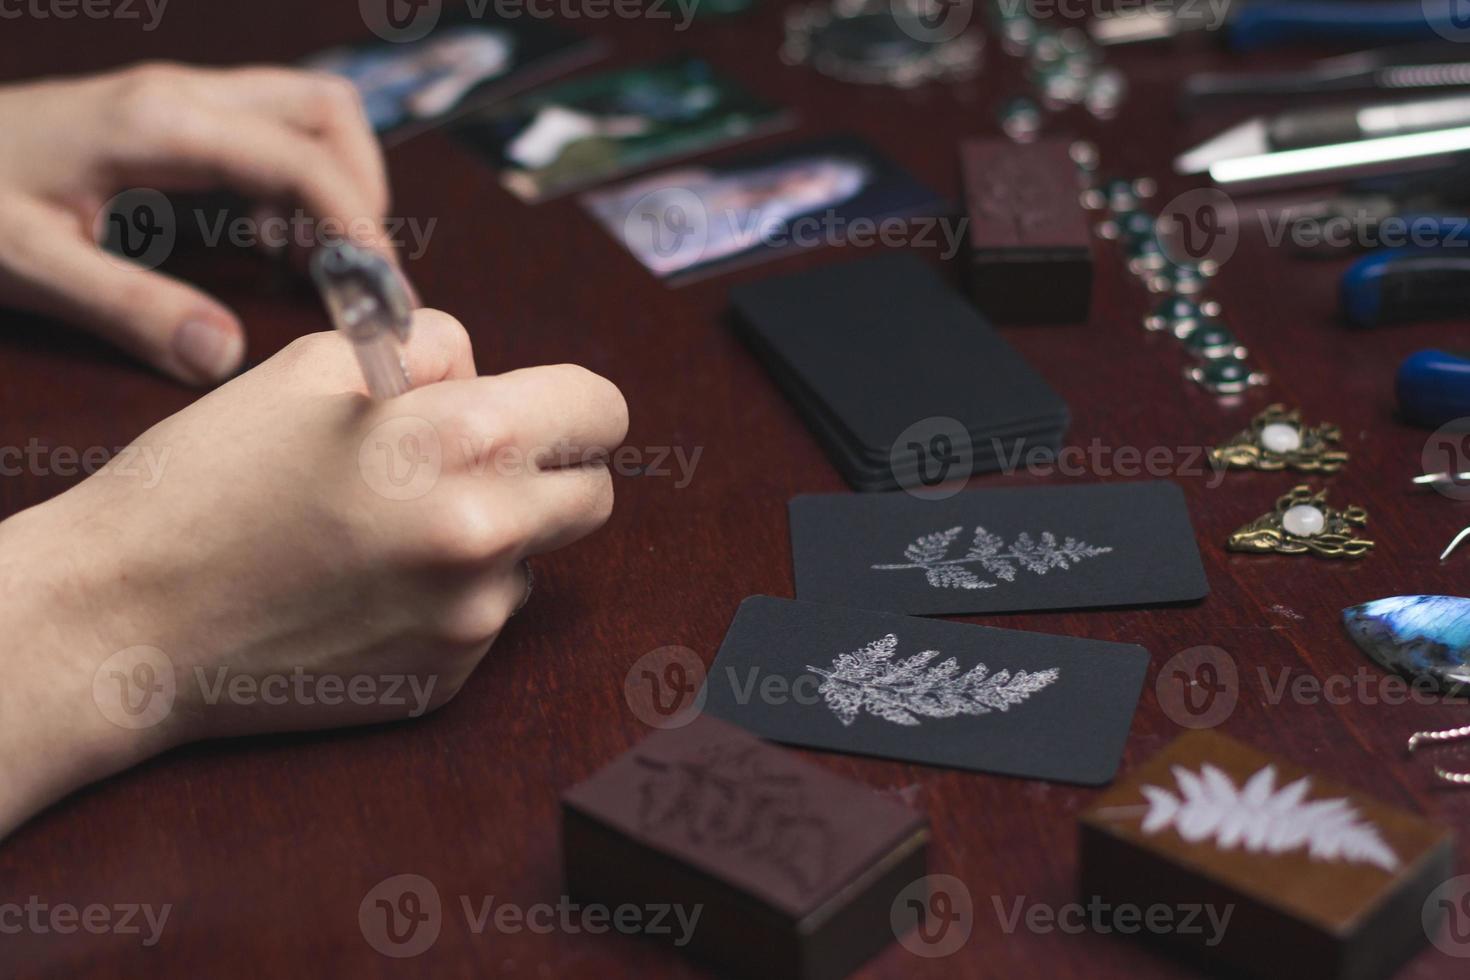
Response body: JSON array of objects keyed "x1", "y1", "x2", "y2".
[
  {"x1": 582, "y1": 135, "x2": 944, "y2": 282},
  {"x1": 453, "y1": 57, "x2": 789, "y2": 202},
  {"x1": 305, "y1": 16, "x2": 600, "y2": 136}
]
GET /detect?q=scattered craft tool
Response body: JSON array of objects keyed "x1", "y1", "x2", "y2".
[
  {"x1": 1209, "y1": 125, "x2": 1470, "y2": 191},
  {"x1": 1208, "y1": 404, "x2": 1348, "y2": 474},
  {"x1": 1228, "y1": 485, "x2": 1372, "y2": 558},
  {"x1": 1398, "y1": 349, "x2": 1470, "y2": 429},
  {"x1": 1182, "y1": 41, "x2": 1470, "y2": 104},
  {"x1": 1341, "y1": 246, "x2": 1470, "y2": 327},
  {"x1": 1176, "y1": 93, "x2": 1470, "y2": 175},
  {"x1": 1089, "y1": 0, "x2": 1468, "y2": 51}
]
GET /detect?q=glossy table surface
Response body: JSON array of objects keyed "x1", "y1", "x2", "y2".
[{"x1": 3, "y1": 3, "x2": 1469, "y2": 978}]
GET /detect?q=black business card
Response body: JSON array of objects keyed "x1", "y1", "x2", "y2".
[
  {"x1": 702, "y1": 597, "x2": 1149, "y2": 785},
  {"x1": 789, "y1": 481, "x2": 1208, "y2": 615}
]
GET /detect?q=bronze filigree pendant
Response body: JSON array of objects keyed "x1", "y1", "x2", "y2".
[
  {"x1": 1227, "y1": 485, "x2": 1373, "y2": 559},
  {"x1": 1209, "y1": 404, "x2": 1348, "y2": 474}
]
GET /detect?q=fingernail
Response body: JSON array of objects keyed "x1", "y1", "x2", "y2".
[{"x1": 174, "y1": 319, "x2": 244, "y2": 382}]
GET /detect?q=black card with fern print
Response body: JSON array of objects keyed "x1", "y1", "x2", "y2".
[
  {"x1": 789, "y1": 481, "x2": 1208, "y2": 616},
  {"x1": 703, "y1": 597, "x2": 1149, "y2": 784}
]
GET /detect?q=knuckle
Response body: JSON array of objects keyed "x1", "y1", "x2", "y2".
[
  {"x1": 551, "y1": 364, "x2": 628, "y2": 437},
  {"x1": 115, "y1": 63, "x2": 185, "y2": 130},
  {"x1": 313, "y1": 74, "x2": 365, "y2": 120},
  {"x1": 436, "y1": 598, "x2": 508, "y2": 647},
  {"x1": 586, "y1": 466, "x2": 615, "y2": 526},
  {"x1": 420, "y1": 496, "x2": 519, "y2": 564}
]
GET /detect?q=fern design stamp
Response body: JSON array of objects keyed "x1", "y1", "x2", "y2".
[
  {"x1": 1133, "y1": 764, "x2": 1400, "y2": 872},
  {"x1": 635, "y1": 744, "x2": 834, "y2": 896},
  {"x1": 806, "y1": 633, "x2": 1059, "y2": 727},
  {"x1": 871, "y1": 526, "x2": 1113, "y2": 591}
]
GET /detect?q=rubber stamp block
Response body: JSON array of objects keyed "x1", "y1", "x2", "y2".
[
  {"x1": 562, "y1": 715, "x2": 929, "y2": 979},
  {"x1": 1079, "y1": 730, "x2": 1453, "y2": 980}
]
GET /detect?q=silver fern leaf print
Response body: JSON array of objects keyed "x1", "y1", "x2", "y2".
[
  {"x1": 806, "y1": 633, "x2": 1059, "y2": 727},
  {"x1": 1139, "y1": 764, "x2": 1399, "y2": 872},
  {"x1": 873, "y1": 526, "x2": 1113, "y2": 590}
]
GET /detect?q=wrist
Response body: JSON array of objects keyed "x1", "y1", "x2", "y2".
[{"x1": 0, "y1": 500, "x2": 181, "y2": 837}]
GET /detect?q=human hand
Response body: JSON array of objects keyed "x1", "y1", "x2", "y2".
[
  {"x1": 0, "y1": 310, "x2": 627, "y2": 835},
  {"x1": 0, "y1": 62, "x2": 396, "y2": 385}
]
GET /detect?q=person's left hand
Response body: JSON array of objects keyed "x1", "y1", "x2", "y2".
[{"x1": 0, "y1": 62, "x2": 397, "y2": 385}]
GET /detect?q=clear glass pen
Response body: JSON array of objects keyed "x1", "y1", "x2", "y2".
[{"x1": 310, "y1": 243, "x2": 414, "y2": 399}]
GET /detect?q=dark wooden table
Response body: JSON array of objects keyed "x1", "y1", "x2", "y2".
[{"x1": 3, "y1": 3, "x2": 1469, "y2": 978}]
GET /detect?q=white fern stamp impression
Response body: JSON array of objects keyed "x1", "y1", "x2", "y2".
[
  {"x1": 1135, "y1": 764, "x2": 1399, "y2": 872},
  {"x1": 806, "y1": 633, "x2": 1059, "y2": 727},
  {"x1": 871, "y1": 526, "x2": 1113, "y2": 591}
]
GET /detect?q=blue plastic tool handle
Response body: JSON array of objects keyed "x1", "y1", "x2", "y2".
[
  {"x1": 1397, "y1": 349, "x2": 1470, "y2": 428},
  {"x1": 1341, "y1": 246, "x2": 1470, "y2": 327},
  {"x1": 1230, "y1": 1, "x2": 1464, "y2": 52}
]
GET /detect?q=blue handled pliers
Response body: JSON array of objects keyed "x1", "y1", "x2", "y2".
[
  {"x1": 1090, "y1": 0, "x2": 1469, "y2": 52},
  {"x1": 1341, "y1": 235, "x2": 1470, "y2": 327}
]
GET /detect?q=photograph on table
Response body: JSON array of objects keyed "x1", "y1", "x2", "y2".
[
  {"x1": 581, "y1": 134, "x2": 946, "y2": 283},
  {"x1": 452, "y1": 57, "x2": 789, "y2": 202},
  {"x1": 303, "y1": 16, "x2": 602, "y2": 137}
]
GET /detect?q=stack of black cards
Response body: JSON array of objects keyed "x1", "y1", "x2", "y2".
[{"x1": 730, "y1": 252, "x2": 1069, "y2": 492}]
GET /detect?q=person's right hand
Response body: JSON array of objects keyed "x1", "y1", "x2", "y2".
[{"x1": 0, "y1": 310, "x2": 627, "y2": 835}]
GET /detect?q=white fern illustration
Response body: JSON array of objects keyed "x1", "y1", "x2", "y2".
[
  {"x1": 871, "y1": 526, "x2": 1113, "y2": 591},
  {"x1": 1137, "y1": 764, "x2": 1399, "y2": 872},
  {"x1": 805, "y1": 633, "x2": 1059, "y2": 727}
]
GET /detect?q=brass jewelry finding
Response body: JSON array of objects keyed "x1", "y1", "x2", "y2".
[
  {"x1": 1209, "y1": 404, "x2": 1347, "y2": 474},
  {"x1": 1227, "y1": 485, "x2": 1373, "y2": 559}
]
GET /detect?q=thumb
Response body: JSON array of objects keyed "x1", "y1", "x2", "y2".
[{"x1": 0, "y1": 199, "x2": 245, "y2": 385}]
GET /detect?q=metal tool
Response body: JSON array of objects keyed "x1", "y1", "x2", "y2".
[
  {"x1": 1183, "y1": 42, "x2": 1470, "y2": 103},
  {"x1": 1208, "y1": 123, "x2": 1470, "y2": 190},
  {"x1": 1341, "y1": 247, "x2": 1470, "y2": 327},
  {"x1": 1399, "y1": 349, "x2": 1470, "y2": 429},
  {"x1": 1177, "y1": 94, "x2": 1470, "y2": 175},
  {"x1": 309, "y1": 243, "x2": 415, "y2": 399},
  {"x1": 1090, "y1": 0, "x2": 1466, "y2": 51}
]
